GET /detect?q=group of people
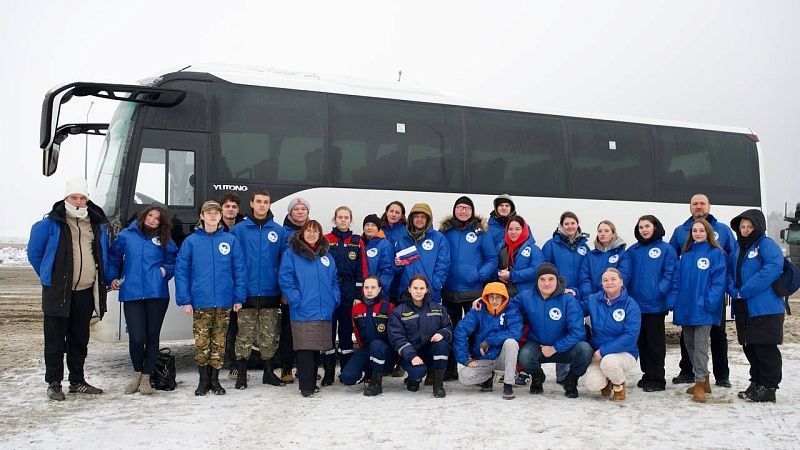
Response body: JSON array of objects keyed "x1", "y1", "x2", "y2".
[{"x1": 29, "y1": 178, "x2": 786, "y2": 404}]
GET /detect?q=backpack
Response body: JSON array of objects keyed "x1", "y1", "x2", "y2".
[
  {"x1": 150, "y1": 348, "x2": 178, "y2": 390},
  {"x1": 771, "y1": 257, "x2": 800, "y2": 301}
]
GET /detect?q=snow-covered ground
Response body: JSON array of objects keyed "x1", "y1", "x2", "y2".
[
  {"x1": 1, "y1": 340, "x2": 798, "y2": 449},
  {"x1": 0, "y1": 247, "x2": 28, "y2": 267}
]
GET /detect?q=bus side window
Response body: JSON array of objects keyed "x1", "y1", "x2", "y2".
[
  {"x1": 134, "y1": 147, "x2": 166, "y2": 204},
  {"x1": 168, "y1": 150, "x2": 195, "y2": 207}
]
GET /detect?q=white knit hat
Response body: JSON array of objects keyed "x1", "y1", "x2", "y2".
[{"x1": 64, "y1": 177, "x2": 89, "y2": 198}]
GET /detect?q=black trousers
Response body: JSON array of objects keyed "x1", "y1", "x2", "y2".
[
  {"x1": 43, "y1": 288, "x2": 94, "y2": 384},
  {"x1": 638, "y1": 312, "x2": 667, "y2": 387},
  {"x1": 295, "y1": 350, "x2": 320, "y2": 393},
  {"x1": 678, "y1": 305, "x2": 729, "y2": 381},
  {"x1": 277, "y1": 303, "x2": 295, "y2": 370},
  {"x1": 123, "y1": 299, "x2": 169, "y2": 374},
  {"x1": 442, "y1": 300, "x2": 470, "y2": 374},
  {"x1": 743, "y1": 344, "x2": 782, "y2": 388},
  {"x1": 224, "y1": 310, "x2": 238, "y2": 368}
]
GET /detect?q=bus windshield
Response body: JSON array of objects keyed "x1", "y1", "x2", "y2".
[{"x1": 91, "y1": 102, "x2": 136, "y2": 218}]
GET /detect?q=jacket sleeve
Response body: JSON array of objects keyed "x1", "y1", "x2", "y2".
[
  {"x1": 163, "y1": 239, "x2": 178, "y2": 280},
  {"x1": 331, "y1": 260, "x2": 341, "y2": 307},
  {"x1": 278, "y1": 250, "x2": 302, "y2": 306},
  {"x1": 599, "y1": 301, "x2": 641, "y2": 357},
  {"x1": 27, "y1": 219, "x2": 49, "y2": 279},
  {"x1": 659, "y1": 245, "x2": 678, "y2": 296},
  {"x1": 510, "y1": 244, "x2": 544, "y2": 285},
  {"x1": 388, "y1": 310, "x2": 417, "y2": 361},
  {"x1": 432, "y1": 235, "x2": 451, "y2": 291},
  {"x1": 705, "y1": 251, "x2": 727, "y2": 314},
  {"x1": 720, "y1": 225, "x2": 737, "y2": 256},
  {"x1": 351, "y1": 304, "x2": 363, "y2": 347},
  {"x1": 554, "y1": 296, "x2": 586, "y2": 353},
  {"x1": 378, "y1": 241, "x2": 395, "y2": 291},
  {"x1": 437, "y1": 302, "x2": 454, "y2": 343},
  {"x1": 107, "y1": 232, "x2": 125, "y2": 282},
  {"x1": 542, "y1": 240, "x2": 554, "y2": 264},
  {"x1": 477, "y1": 234, "x2": 499, "y2": 282},
  {"x1": 174, "y1": 239, "x2": 193, "y2": 306},
  {"x1": 667, "y1": 257, "x2": 682, "y2": 310},
  {"x1": 578, "y1": 256, "x2": 593, "y2": 300},
  {"x1": 486, "y1": 304, "x2": 523, "y2": 346},
  {"x1": 739, "y1": 239, "x2": 783, "y2": 299},
  {"x1": 100, "y1": 225, "x2": 112, "y2": 286},
  {"x1": 668, "y1": 229, "x2": 683, "y2": 256},
  {"x1": 617, "y1": 250, "x2": 632, "y2": 286},
  {"x1": 453, "y1": 310, "x2": 479, "y2": 364},
  {"x1": 230, "y1": 237, "x2": 247, "y2": 304},
  {"x1": 725, "y1": 249, "x2": 739, "y2": 298}
]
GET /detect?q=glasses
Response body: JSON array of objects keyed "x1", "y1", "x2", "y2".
[{"x1": 455, "y1": 205, "x2": 472, "y2": 211}]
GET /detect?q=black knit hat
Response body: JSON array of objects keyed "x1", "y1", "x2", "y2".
[
  {"x1": 536, "y1": 263, "x2": 559, "y2": 279},
  {"x1": 453, "y1": 196, "x2": 475, "y2": 219},
  {"x1": 363, "y1": 214, "x2": 381, "y2": 229}
]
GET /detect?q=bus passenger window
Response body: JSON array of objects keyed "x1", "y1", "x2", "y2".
[
  {"x1": 168, "y1": 150, "x2": 195, "y2": 206},
  {"x1": 134, "y1": 147, "x2": 166, "y2": 204}
]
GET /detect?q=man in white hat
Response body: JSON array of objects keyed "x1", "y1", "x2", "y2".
[{"x1": 28, "y1": 177, "x2": 111, "y2": 401}]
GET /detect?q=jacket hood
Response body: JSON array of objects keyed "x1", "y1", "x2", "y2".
[
  {"x1": 553, "y1": 227, "x2": 589, "y2": 244},
  {"x1": 593, "y1": 236, "x2": 626, "y2": 252},
  {"x1": 633, "y1": 215, "x2": 666, "y2": 245},
  {"x1": 730, "y1": 209, "x2": 766, "y2": 240},
  {"x1": 289, "y1": 231, "x2": 330, "y2": 260},
  {"x1": 438, "y1": 214, "x2": 487, "y2": 233},
  {"x1": 407, "y1": 203, "x2": 433, "y2": 237},
  {"x1": 481, "y1": 282, "x2": 509, "y2": 316}
]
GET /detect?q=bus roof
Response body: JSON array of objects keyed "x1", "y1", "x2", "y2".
[{"x1": 148, "y1": 63, "x2": 756, "y2": 136}]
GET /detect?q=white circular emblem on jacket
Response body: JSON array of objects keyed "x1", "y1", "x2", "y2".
[
  {"x1": 521, "y1": 247, "x2": 532, "y2": 258},
  {"x1": 697, "y1": 258, "x2": 710, "y2": 270},
  {"x1": 267, "y1": 231, "x2": 278, "y2": 243},
  {"x1": 549, "y1": 307, "x2": 562, "y2": 320},
  {"x1": 151, "y1": 237, "x2": 161, "y2": 246},
  {"x1": 648, "y1": 248, "x2": 661, "y2": 259},
  {"x1": 747, "y1": 248, "x2": 759, "y2": 259},
  {"x1": 367, "y1": 248, "x2": 378, "y2": 258},
  {"x1": 320, "y1": 256, "x2": 330, "y2": 267},
  {"x1": 218, "y1": 242, "x2": 231, "y2": 255},
  {"x1": 465, "y1": 232, "x2": 477, "y2": 243},
  {"x1": 422, "y1": 239, "x2": 435, "y2": 251},
  {"x1": 714, "y1": 231, "x2": 720, "y2": 240},
  {"x1": 577, "y1": 246, "x2": 587, "y2": 256},
  {"x1": 608, "y1": 254, "x2": 619, "y2": 264},
  {"x1": 612, "y1": 308, "x2": 626, "y2": 322}
]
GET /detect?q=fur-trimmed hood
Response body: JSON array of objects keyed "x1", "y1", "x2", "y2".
[
  {"x1": 289, "y1": 231, "x2": 330, "y2": 260},
  {"x1": 438, "y1": 214, "x2": 488, "y2": 233}
]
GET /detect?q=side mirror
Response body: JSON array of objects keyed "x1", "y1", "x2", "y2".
[{"x1": 780, "y1": 229, "x2": 786, "y2": 241}]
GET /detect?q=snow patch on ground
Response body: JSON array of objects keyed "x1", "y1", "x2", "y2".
[{"x1": 0, "y1": 247, "x2": 29, "y2": 267}]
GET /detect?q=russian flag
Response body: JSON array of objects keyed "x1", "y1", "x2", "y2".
[{"x1": 396, "y1": 245, "x2": 420, "y2": 265}]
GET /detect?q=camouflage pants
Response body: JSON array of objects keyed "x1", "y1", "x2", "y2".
[
  {"x1": 235, "y1": 308, "x2": 281, "y2": 360},
  {"x1": 193, "y1": 308, "x2": 230, "y2": 369}
]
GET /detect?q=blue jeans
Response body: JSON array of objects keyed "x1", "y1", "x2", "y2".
[
  {"x1": 402, "y1": 341, "x2": 450, "y2": 381},
  {"x1": 339, "y1": 340, "x2": 394, "y2": 385},
  {"x1": 518, "y1": 340, "x2": 592, "y2": 377}
]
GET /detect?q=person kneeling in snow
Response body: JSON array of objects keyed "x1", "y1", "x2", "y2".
[{"x1": 455, "y1": 282, "x2": 522, "y2": 399}]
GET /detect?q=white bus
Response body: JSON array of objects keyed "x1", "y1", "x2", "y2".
[{"x1": 40, "y1": 64, "x2": 764, "y2": 340}]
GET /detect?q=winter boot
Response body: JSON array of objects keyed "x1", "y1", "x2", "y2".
[
  {"x1": 47, "y1": 382, "x2": 65, "y2": 401},
  {"x1": 433, "y1": 369, "x2": 446, "y2": 398},
  {"x1": 612, "y1": 383, "x2": 626, "y2": 401},
  {"x1": 686, "y1": 376, "x2": 711, "y2": 394},
  {"x1": 262, "y1": 360, "x2": 285, "y2": 386},
  {"x1": 562, "y1": 372, "x2": 579, "y2": 399},
  {"x1": 391, "y1": 362, "x2": 405, "y2": 378},
  {"x1": 235, "y1": 359, "x2": 248, "y2": 390},
  {"x1": 124, "y1": 371, "x2": 142, "y2": 394},
  {"x1": 747, "y1": 385, "x2": 777, "y2": 403},
  {"x1": 691, "y1": 381, "x2": 706, "y2": 403},
  {"x1": 601, "y1": 380, "x2": 612, "y2": 398},
  {"x1": 138, "y1": 374, "x2": 153, "y2": 395},
  {"x1": 407, "y1": 379, "x2": 421, "y2": 392},
  {"x1": 530, "y1": 369, "x2": 546, "y2": 394},
  {"x1": 209, "y1": 368, "x2": 226, "y2": 395},
  {"x1": 195, "y1": 366, "x2": 210, "y2": 396},
  {"x1": 738, "y1": 382, "x2": 757, "y2": 399},
  {"x1": 364, "y1": 372, "x2": 383, "y2": 397},
  {"x1": 280, "y1": 367, "x2": 295, "y2": 384},
  {"x1": 321, "y1": 354, "x2": 336, "y2": 387},
  {"x1": 480, "y1": 377, "x2": 494, "y2": 392},
  {"x1": 502, "y1": 383, "x2": 515, "y2": 400},
  {"x1": 424, "y1": 368, "x2": 435, "y2": 386},
  {"x1": 515, "y1": 372, "x2": 530, "y2": 386}
]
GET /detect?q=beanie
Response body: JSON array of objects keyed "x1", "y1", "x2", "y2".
[
  {"x1": 363, "y1": 214, "x2": 381, "y2": 229},
  {"x1": 64, "y1": 177, "x2": 89, "y2": 198},
  {"x1": 453, "y1": 196, "x2": 475, "y2": 219},
  {"x1": 493, "y1": 194, "x2": 516, "y2": 213},
  {"x1": 536, "y1": 262, "x2": 559, "y2": 279},
  {"x1": 287, "y1": 197, "x2": 311, "y2": 213}
]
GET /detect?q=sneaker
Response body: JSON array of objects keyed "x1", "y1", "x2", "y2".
[
  {"x1": 69, "y1": 381, "x2": 103, "y2": 394},
  {"x1": 480, "y1": 378, "x2": 493, "y2": 392},
  {"x1": 715, "y1": 379, "x2": 732, "y2": 388},
  {"x1": 228, "y1": 367, "x2": 238, "y2": 380},
  {"x1": 514, "y1": 372, "x2": 529, "y2": 386},
  {"x1": 671, "y1": 372, "x2": 694, "y2": 384},
  {"x1": 502, "y1": 383, "x2": 515, "y2": 400},
  {"x1": 47, "y1": 382, "x2": 65, "y2": 401}
]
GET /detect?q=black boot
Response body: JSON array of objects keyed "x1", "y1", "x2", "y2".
[
  {"x1": 738, "y1": 382, "x2": 757, "y2": 399},
  {"x1": 339, "y1": 353, "x2": 352, "y2": 373},
  {"x1": 563, "y1": 371, "x2": 579, "y2": 399},
  {"x1": 235, "y1": 359, "x2": 248, "y2": 390},
  {"x1": 262, "y1": 359, "x2": 286, "y2": 386},
  {"x1": 748, "y1": 385, "x2": 777, "y2": 403},
  {"x1": 407, "y1": 379, "x2": 420, "y2": 392},
  {"x1": 530, "y1": 369, "x2": 545, "y2": 394},
  {"x1": 480, "y1": 378, "x2": 493, "y2": 392},
  {"x1": 424, "y1": 368, "x2": 435, "y2": 386},
  {"x1": 364, "y1": 372, "x2": 383, "y2": 397},
  {"x1": 321, "y1": 354, "x2": 336, "y2": 387},
  {"x1": 195, "y1": 366, "x2": 210, "y2": 396},
  {"x1": 209, "y1": 368, "x2": 226, "y2": 395},
  {"x1": 433, "y1": 369, "x2": 446, "y2": 398}
]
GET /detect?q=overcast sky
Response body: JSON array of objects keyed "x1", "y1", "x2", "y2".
[{"x1": 2, "y1": 0, "x2": 799, "y2": 239}]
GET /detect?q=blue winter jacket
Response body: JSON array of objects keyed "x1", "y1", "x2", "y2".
[
  {"x1": 364, "y1": 234, "x2": 394, "y2": 291},
  {"x1": 512, "y1": 285, "x2": 586, "y2": 353},
  {"x1": 278, "y1": 235, "x2": 341, "y2": 322},
  {"x1": 669, "y1": 214, "x2": 736, "y2": 256},
  {"x1": 578, "y1": 238, "x2": 631, "y2": 300},
  {"x1": 542, "y1": 231, "x2": 590, "y2": 290},
  {"x1": 388, "y1": 293, "x2": 453, "y2": 361},
  {"x1": 625, "y1": 240, "x2": 677, "y2": 313},
  {"x1": 496, "y1": 237, "x2": 544, "y2": 293},
  {"x1": 668, "y1": 241, "x2": 727, "y2": 326},
  {"x1": 107, "y1": 221, "x2": 178, "y2": 301},
  {"x1": 382, "y1": 222, "x2": 407, "y2": 248},
  {"x1": 394, "y1": 229, "x2": 450, "y2": 301},
  {"x1": 726, "y1": 236, "x2": 785, "y2": 317},
  {"x1": 382, "y1": 222, "x2": 407, "y2": 299},
  {"x1": 581, "y1": 290, "x2": 641, "y2": 359},
  {"x1": 175, "y1": 227, "x2": 246, "y2": 309},
  {"x1": 453, "y1": 301, "x2": 523, "y2": 364},
  {"x1": 230, "y1": 215, "x2": 287, "y2": 298},
  {"x1": 440, "y1": 218, "x2": 498, "y2": 294}
]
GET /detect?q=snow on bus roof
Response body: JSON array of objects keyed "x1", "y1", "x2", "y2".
[{"x1": 144, "y1": 63, "x2": 756, "y2": 136}]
